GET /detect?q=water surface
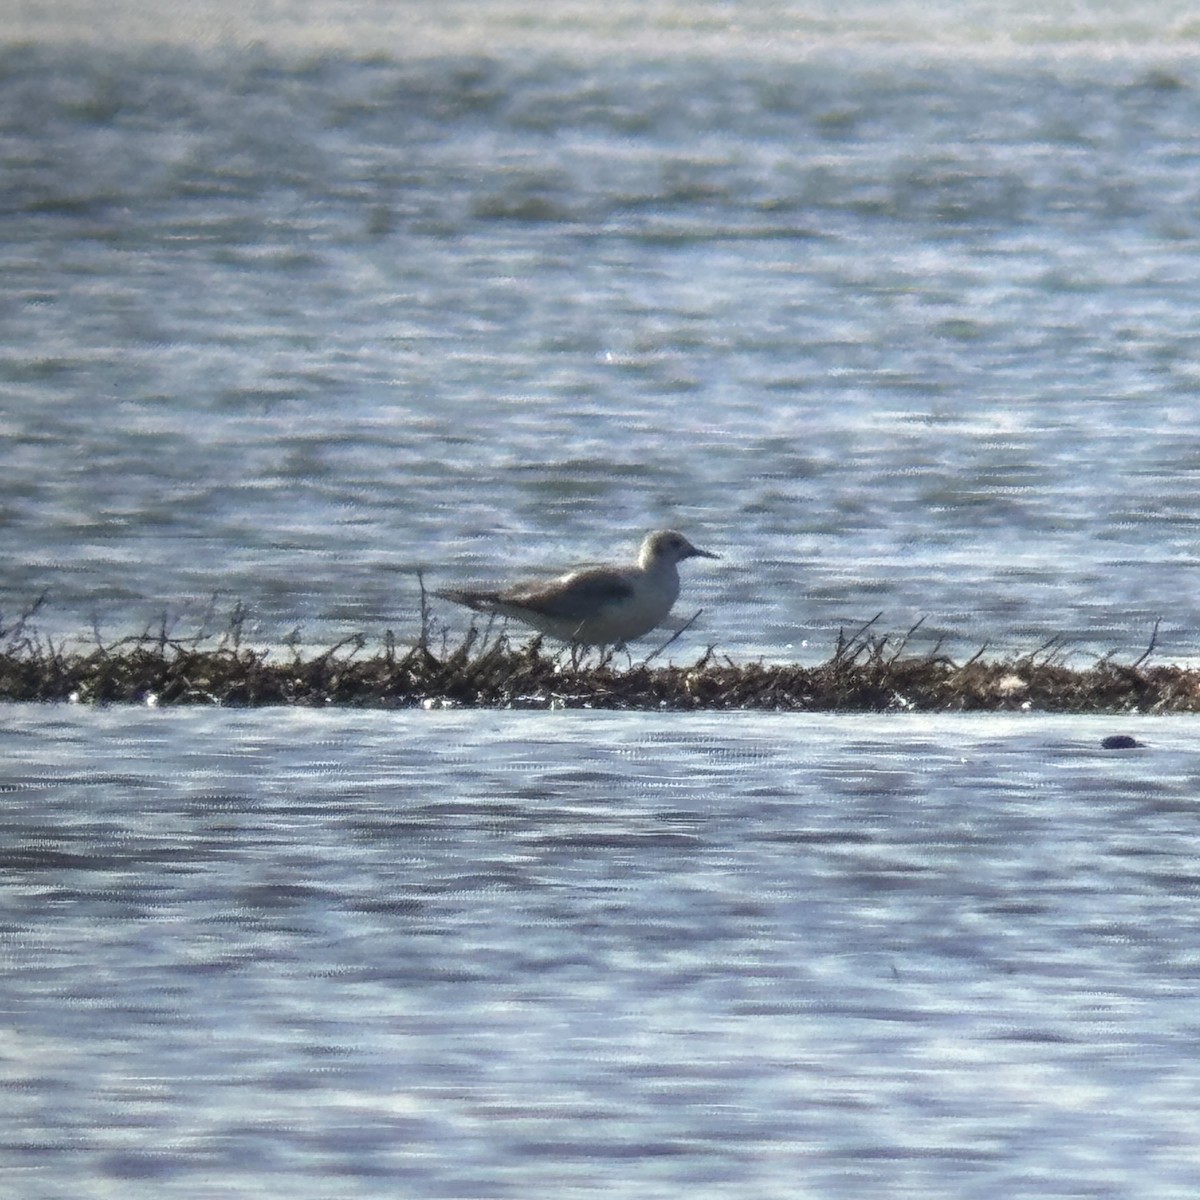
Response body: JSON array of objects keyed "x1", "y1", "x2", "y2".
[
  {"x1": 5, "y1": 11, "x2": 1200, "y2": 1194},
  {"x1": 3, "y1": 8, "x2": 1200, "y2": 661},
  {"x1": 3, "y1": 707, "x2": 1200, "y2": 1197}
]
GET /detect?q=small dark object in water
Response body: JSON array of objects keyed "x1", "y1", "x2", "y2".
[{"x1": 1101, "y1": 734, "x2": 1145, "y2": 750}]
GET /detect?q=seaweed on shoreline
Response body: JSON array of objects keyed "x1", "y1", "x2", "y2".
[{"x1": 0, "y1": 600, "x2": 1194, "y2": 713}]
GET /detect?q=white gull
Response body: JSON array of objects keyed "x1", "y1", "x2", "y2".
[{"x1": 435, "y1": 529, "x2": 718, "y2": 646}]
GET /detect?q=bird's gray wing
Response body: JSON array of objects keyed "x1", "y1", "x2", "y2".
[{"x1": 505, "y1": 568, "x2": 635, "y2": 621}]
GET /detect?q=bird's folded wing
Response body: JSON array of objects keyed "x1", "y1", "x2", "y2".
[{"x1": 505, "y1": 568, "x2": 635, "y2": 620}]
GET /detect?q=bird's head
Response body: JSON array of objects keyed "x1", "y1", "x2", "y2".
[{"x1": 640, "y1": 530, "x2": 719, "y2": 569}]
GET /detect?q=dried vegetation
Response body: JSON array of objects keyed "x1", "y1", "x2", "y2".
[{"x1": 1, "y1": 597, "x2": 1196, "y2": 713}]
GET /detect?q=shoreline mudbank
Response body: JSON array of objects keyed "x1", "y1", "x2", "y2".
[{"x1": 1, "y1": 601, "x2": 1189, "y2": 713}]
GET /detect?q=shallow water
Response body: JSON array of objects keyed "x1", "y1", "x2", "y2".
[
  {"x1": 3, "y1": 706, "x2": 1200, "y2": 1198},
  {"x1": 4, "y1": 7, "x2": 1200, "y2": 662},
  {"x1": 5, "y1": 9, "x2": 1200, "y2": 1195}
]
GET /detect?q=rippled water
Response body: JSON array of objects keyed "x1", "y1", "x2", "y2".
[
  {"x1": 5, "y1": 8, "x2": 1200, "y2": 1195},
  {"x1": 3, "y1": 705, "x2": 1200, "y2": 1198},
  {"x1": 4, "y1": 6, "x2": 1200, "y2": 661}
]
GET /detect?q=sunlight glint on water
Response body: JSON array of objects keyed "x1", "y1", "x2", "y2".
[{"x1": 4, "y1": 5, "x2": 1200, "y2": 1196}]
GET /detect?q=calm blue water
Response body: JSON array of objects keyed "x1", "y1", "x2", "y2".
[
  {"x1": 5, "y1": 6, "x2": 1200, "y2": 1196},
  {"x1": 3, "y1": 706, "x2": 1200, "y2": 1199}
]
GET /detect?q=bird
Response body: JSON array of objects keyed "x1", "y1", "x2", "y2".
[{"x1": 435, "y1": 529, "x2": 718, "y2": 646}]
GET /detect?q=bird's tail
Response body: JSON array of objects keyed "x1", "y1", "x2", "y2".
[{"x1": 433, "y1": 588, "x2": 502, "y2": 613}]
